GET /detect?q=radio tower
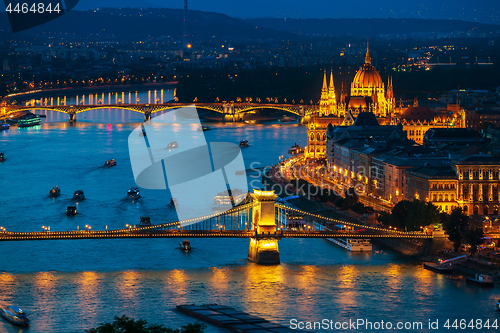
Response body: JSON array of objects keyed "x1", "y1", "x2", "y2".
[{"x1": 183, "y1": 0, "x2": 189, "y2": 48}]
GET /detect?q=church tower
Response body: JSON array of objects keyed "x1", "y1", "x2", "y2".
[
  {"x1": 338, "y1": 81, "x2": 347, "y2": 117},
  {"x1": 319, "y1": 70, "x2": 330, "y2": 116},
  {"x1": 328, "y1": 69, "x2": 337, "y2": 115}
]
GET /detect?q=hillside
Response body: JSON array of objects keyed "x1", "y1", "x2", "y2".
[{"x1": 0, "y1": 8, "x2": 499, "y2": 40}]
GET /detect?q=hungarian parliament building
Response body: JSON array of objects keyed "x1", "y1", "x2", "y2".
[
  {"x1": 303, "y1": 43, "x2": 500, "y2": 217},
  {"x1": 306, "y1": 42, "x2": 466, "y2": 159}
]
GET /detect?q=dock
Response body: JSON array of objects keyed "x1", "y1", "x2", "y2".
[
  {"x1": 423, "y1": 262, "x2": 454, "y2": 274},
  {"x1": 177, "y1": 304, "x2": 297, "y2": 333}
]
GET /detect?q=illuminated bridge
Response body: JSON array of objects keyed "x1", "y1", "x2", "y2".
[
  {"x1": 2, "y1": 101, "x2": 315, "y2": 122},
  {"x1": 1, "y1": 190, "x2": 434, "y2": 264}
]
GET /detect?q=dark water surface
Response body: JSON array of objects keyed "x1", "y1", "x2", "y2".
[{"x1": 0, "y1": 97, "x2": 499, "y2": 332}]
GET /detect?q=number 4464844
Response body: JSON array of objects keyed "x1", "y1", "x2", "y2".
[
  {"x1": 443, "y1": 319, "x2": 498, "y2": 330},
  {"x1": 5, "y1": 3, "x2": 61, "y2": 14}
]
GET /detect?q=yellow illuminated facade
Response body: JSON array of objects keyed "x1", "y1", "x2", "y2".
[
  {"x1": 318, "y1": 41, "x2": 395, "y2": 119},
  {"x1": 306, "y1": 42, "x2": 466, "y2": 157},
  {"x1": 307, "y1": 41, "x2": 395, "y2": 158}
]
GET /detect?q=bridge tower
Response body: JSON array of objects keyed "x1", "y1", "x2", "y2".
[
  {"x1": 143, "y1": 105, "x2": 152, "y2": 122},
  {"x1": 248, "y1": 190, "x2": 280, "y2": 264}
]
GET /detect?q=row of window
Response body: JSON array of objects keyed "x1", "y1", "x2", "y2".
[
  {"x1": 462, "y1": 170, "x2": 500, "y2": 180},
  {"x1": 431, "y1": 183, "x2": 456, "y2": 189},
  {"x1": 432, "y1": 194, "x2": 456, "y2": 202},
  {"x1": 310, "y1": 133, "x2": 327, "y2": 141}
]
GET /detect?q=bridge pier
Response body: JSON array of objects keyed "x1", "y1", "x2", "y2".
[
  {"x1": 248, "y1": 190, "x2": 280, "y2": 264},
  {"x1": 420, "y1": 229, "x2": 453, "y2": 257},
  {"x1": 222, "y1": 113, "x2": 242, "y2": 122},
  {"x1": 144, "y1": 112, "x2": 152, "y2": 122},
  {"x1": 68, "y1": 113, "x2": 76, "y2": 123}
]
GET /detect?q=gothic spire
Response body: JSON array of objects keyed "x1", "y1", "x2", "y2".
[
  {"x1": 365, "y1": 38, "x2": 371, "y2": 64},
  {"x1": 322, "y1": 70, "x2": 327, "y2": 90}
]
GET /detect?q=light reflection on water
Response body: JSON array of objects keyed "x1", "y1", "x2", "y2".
[{"x1": 1, "y1": 98, "x2": 499, "y2": 332}]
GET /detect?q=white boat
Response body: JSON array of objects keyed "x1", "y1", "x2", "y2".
[
  {"x1": 1, "y1": 305, "x2": 30, "y2": 326},
  {"x1": 167, "y1": 141, "x2": 179, "y2": 149},
  {"x1": 213, "y1": 189, "x2": 247, "y2": 209},
  {"x1": 466, "y1": 274, "x2": 494, "y2": 288},
  {"x1": 327, "y1": 238, "x2": 372, "y2": 252}
]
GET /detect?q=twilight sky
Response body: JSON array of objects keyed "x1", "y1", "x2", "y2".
[{"x1": 76, "y1": 0, "x2": 500, "y2": 24}]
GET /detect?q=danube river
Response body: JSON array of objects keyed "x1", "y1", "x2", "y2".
[{"x1": 0, "y1": 88, "x2": 498, "y2": 332}]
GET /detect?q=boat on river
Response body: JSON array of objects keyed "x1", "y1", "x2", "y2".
[
  {"x1": 0, "y1": 122, "x2": 9, "y2": 131},
  {"x1": 496, "y1": 300, "x2": 500, "y2": 312},
  {"x1": 239, "y1": 140, "x2": 249, "y2": 148},
  {"x1": 104, "y1": 159, "x2": 117, "y2": 167},
  {"x1": 17, "y1": 113, "x2": 41, "y2": 128},
  {"x1": 139, "y1": 216, "x2": 151, "y2": 227},
  {"x1": 73, "y1": 190, "x2": 85, "y2": 201},
  {"x1": 424, "y1": 255, "x2": 467, "y2": 274},
  {"x1": 1, "y1": 305, "x2": 30, "y2": 326},
  {"x1": 0, "y1": 152, "x2": 4, "y2": 162},
  {"x1": 49, "y1": 185, "x2": 61, "y2": 197},
  {"x1": 167, "y1": 141, "x2": 179, "y2": 149},
  {"x1": 466, "y1": 274, "x2": 495, "y2": 288},
  {"x1": 288, "y1": 143, "x2": 303, "y2": 156},
  {"x1": 127, "y1": 187, "x2": 140, "y2": 200},
  {"x1": 180, "y1": 239, "x2": 191, "y2": 251},
  {"x1": 213, "y1": 189, "x2": 248, "y2": 209},
  {"x1": 66, "y1": 206, "x2": 77, "y2": 215},
  {"x1": 198, "y1": 125, "x2": 211, "y2": 131},
  {"x1": 327, "y1": 238, "x2": 372, "y2": 252}
]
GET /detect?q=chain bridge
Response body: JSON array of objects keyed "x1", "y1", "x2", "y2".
[
  {"x1": 0, "y1": 190, "x2": 434, "y2": 264},
  {"x1": 2, "y1": 101, "x2": 315, "y2": 122}
]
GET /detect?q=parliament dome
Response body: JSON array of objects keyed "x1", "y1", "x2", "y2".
[
  {"x1": 353, "y1": 64, "x2": 383, "y2": 89},
  {"x1": 352, "y1": 42, "x2": 383, "y2": 89}
]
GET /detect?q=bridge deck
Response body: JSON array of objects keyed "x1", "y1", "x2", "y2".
[{"x1": 0, "y1": 230, "x2": 432, "y2": 241}]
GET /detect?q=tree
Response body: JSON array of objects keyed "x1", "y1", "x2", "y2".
[
  {"x1": 343, "y1": 187, "x2": 359, "y2": 209},
  {"x1": 377, "y1": 211, "x2": 390, "y2": 225},
  {"x1": 420, "y1": 201, "x2": 441, "y2": 228},
  {"x1": 443, "y1": 207, "x2": 469, "y2": 252},
  {"x1": 389, "y1": 200, "x2": 411, "y2": 230},
  {"x1": 86, "y1": 316, "x2": 205, "y2": 333},
  {"x1": 465, "y1": 227, "x2": 484, "y2": 256}
]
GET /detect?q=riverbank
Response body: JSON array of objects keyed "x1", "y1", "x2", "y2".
[{"x1": 264, "y1": 165, "x2": 500, "y2": 282}]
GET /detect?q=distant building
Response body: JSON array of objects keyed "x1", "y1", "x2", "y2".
[
  {"x1": 393, "y1": 98, "x2": 465, "y2": 144},
  {"x1": 423, "y1": 128, "x2": 485, "y2": 146},
  {"x1": 403, "y1": 154, "x2": 500, "y2": 215},
  {"x1": 404, "y1": 166, "x2": 459, "y2": 213},
  {"x1": 465, "y1": 108, "x2": 500, "y2": 131},
  {"x1": 439, "y1": 89, "x2": 497, "y2": 106}
]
